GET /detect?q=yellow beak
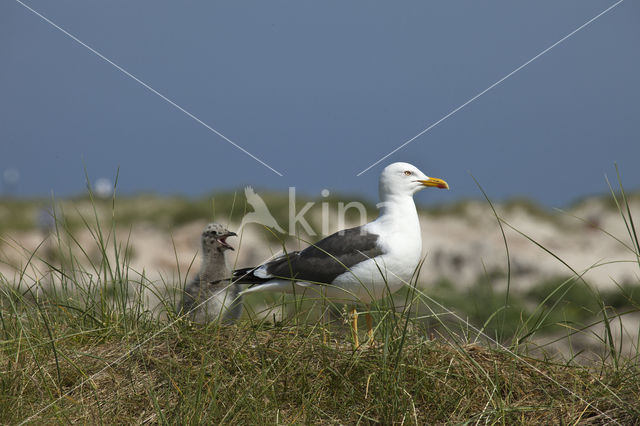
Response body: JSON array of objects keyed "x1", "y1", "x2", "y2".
[{"x1": 418, "y1": 177, "x2": 449, "y2": 189}]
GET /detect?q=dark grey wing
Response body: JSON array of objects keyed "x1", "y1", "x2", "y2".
[
  {"x1": 267, "y1": 226, "x2": 383, "y2": 284},
  {"x1": 232, "y1": 251, "x2": 302, "y2": 284}
]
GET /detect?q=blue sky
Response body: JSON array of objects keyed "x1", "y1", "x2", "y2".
[{"x1": 1, "y1": 0, "x2": 639, "y2": 206}]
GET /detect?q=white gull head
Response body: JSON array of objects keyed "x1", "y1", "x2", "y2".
[{"x1": 378, "y1": 162, "x2": 449, "y2": 201}]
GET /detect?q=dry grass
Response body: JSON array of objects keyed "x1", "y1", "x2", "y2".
[
  {"x1": 2, "y1": 178, "x2": 640, "y2": 424},
  {"x1": 2, "y1": 318, "x2": 639, "y2": 424}
]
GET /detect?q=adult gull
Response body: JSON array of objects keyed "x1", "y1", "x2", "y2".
[{"x1": 236, "y1": 162, "x2": 448, "y2": 345}]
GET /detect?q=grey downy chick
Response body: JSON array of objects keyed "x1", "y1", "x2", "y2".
[{"x1": 182, "y1": 223, "x2": 241, "y2": 323}]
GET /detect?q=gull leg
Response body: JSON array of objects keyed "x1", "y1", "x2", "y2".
[
  {"x1": 366, "y1": 309, "x2": 374, "y2": 345},
  {"x1": 350, "y1": 306, "x2": 359, "y2": 347}
]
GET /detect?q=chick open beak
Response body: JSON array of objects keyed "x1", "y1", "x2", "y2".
[
  {"x1": 218, "y1": 231, "x2": 237, "y2": 250},
  {"x1": 417, "y1": 177, "x2": 449, "y2": 189}
]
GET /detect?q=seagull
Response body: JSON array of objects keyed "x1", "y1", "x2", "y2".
[
  {"x1": 182, "y1": 223, "x2": 241, "y2": 323},
  {"x1": 235, "y1": 162, "x2": 449, "y2": 345}
]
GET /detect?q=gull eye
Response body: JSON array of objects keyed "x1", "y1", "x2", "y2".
[{"x1": 403, "y1": 170, "x2": 412, "y2": 176}]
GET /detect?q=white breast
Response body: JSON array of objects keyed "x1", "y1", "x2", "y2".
[{"x1": 323, "y1": 209, "x2": 423, "y2": 304}]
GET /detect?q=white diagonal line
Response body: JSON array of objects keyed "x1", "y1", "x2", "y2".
[
  {"x1": 356, "y1": 0, "x2": 625, "y2": 176},
  {"x1": 14, "y1": 0, "x2": 284, "y2": 177}
]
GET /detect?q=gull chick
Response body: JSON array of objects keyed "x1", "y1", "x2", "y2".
[{"x1": 182, "y1": 223, "x2": 241, "y2": 323}]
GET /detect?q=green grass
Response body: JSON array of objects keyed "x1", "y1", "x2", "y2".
[
  {"x1": 410, "y1": 275, "x2": 640, "y2": 346},
  {"x1": 2, "y1": 316, "x2": 638, "y2": 424},
  {"x1": 2, "y1": 261, "x2": 639, "y2": 425},
  {"x1": 1, "y1": 181, "x2": 640, "y2": 423}
]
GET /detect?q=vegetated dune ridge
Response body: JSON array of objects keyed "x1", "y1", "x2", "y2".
[{"x1": 1, "y1": 192, "x2": 638, "y2": 359}]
